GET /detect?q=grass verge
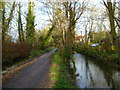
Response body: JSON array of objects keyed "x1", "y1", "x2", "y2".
[{"x1": 50, "y1": 53, "x2": 76, "y2": 88}]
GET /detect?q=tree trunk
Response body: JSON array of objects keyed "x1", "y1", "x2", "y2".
[
  {"x1": 6, "y1": 2, "x2": 16, "y2": 33},
  {"x1": 2, "y1": 2, "x2": 15, "y2": 42},
  {"x1": 2, "y1": 2, "x2": 6, "y2": 42},
  {"x1": 18, "y1": 3, "x2": 24, "y2": 43},
  {"x1": 107, "y1": 1, "x2": 117, "y2": 46},
  {"x1": 26, "y1": 0, "x2": 35, "y2": 46}
]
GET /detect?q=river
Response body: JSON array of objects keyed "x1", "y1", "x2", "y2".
[{"x1": 72, "y1": 53, "x2": 120, "y2": 88}]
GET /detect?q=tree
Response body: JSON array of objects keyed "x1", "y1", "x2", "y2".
[
  {"x1": 26, "y1": 0, "x2": 35, "y2": 46},
  {"x1": 2, "y1": 1, "x2": 16, "y2": 42},
  {"x1": 63, "y1": 2, "x2": 86, "y2": 59},
  {"x1": 2, "y1": 2, "x2": 5, "y2": 42},
  {"x1": 103, "y1": 0, "x2": 117, "y2": 46},
  {"x1": 40, "y1": 25, "x2": 55, "y2": 50},
  {"x1": 44, "y1": 2, "x2": 86, "y2": 71},
  {"x1": 18, "y1": 3, "x2": 24, "y2": 43}
]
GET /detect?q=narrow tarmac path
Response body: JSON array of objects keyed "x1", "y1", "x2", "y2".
[{"x1": 2, "y1": 48, "x2": 57, "y2": 88}]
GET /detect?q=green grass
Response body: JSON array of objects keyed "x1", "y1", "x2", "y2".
[{"x1": 50, "y1": 53, "x2": 76, "y2": 88}]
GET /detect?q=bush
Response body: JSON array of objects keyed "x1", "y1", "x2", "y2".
[
  {"x1": 29, "y1": 49, "x2": 44, "y2": 57},
  {"x1": 29, "y1": 46, "x2": 56, "y2": 58},
  {"x1": 108, "y1": 54, "x2": 119, "y2": 63},
  {"x1": 2, "y1": 42, "x2": 30, "y2": 68},
  {"x1": 2, "y1": 41, "x2": 56, "y2": 69}
]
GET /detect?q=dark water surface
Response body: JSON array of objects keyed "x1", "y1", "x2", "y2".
[{"x1": 73, "y1": 53, "x2": 120, "y2": 88}]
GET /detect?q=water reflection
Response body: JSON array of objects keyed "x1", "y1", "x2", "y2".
[{"x1": 73, "y1": 53, "x2": 120, "y2": 88}]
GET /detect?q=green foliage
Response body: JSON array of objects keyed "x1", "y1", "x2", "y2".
[
  {"x1": 35, "y1": 26, "x2": 55, "y2": 50},
  {"x1": 29, "y1": 47, "x2": 56, "y2": 57},
  {"x1": 63, "y1": 46, "x2": 71, "y2": 59},
  {"x1": 98, "y1": 50, "x2": 108, "y2": 60},
  {"x1": 110, "y1": 54, "x2": 119, "y2": 63},
  {"x1": 52, "y1": 34, "x2": 61, "y2": 46},
  {"x1": 40, "y1": 25, "x2": 55, "y2": 50},
  {"x1": 75, "y1": 43, "x2": 120, "y2": 64},
  {"x1": 26, "y1": 1, "x2": 35, "y2": 46},
  {"x1": 50, "y1": 53, "x2": 76, "y2": 88},
  {"x1": 39, "y1": 36, "x2": 44, "y2": 42},
  {"x1": 45, "y1": 47, "x2": 56, "y2": 52},
  {"x1": 29, "y1": 49, "x2": 44, "y2": 57}
]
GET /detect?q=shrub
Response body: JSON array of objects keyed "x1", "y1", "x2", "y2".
[
  {"x1": 2, "y1": 42, "x2": 30, "y2": 68},
  {"x1": 108, "y1": 54, "x2": 119, "y2": 63},
  {"x1": 29, "y1": 49, "x2": 44, "y2": 57}
]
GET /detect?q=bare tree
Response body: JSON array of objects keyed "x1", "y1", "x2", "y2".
[
  {"x1": 2, "y1": 1, "x2": 16, "y2": 42},
  {"x1": 18, "y1": 3, "x2": 24, "y2": 43},
  {"x1": 103, "y1": 0, "x2": 117, "y2": 46}
]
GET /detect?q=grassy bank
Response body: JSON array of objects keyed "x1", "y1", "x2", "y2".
[
  {"x1": 50, "y1": 53, "x2": 76, "y2": 88},
  {"x1": 75, "y1": 44, "x2": 120, "y2": 69}
]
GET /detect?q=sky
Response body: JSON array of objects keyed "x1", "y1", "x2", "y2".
[{"x1": 1, "y1": 0, "x2": 119, "y2": 40}]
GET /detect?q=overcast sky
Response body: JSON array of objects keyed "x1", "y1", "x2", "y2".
[{"x1": 2, "y1": 0, "x2": 119, "y2": 40}]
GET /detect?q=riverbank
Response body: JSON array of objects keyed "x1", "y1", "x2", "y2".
[
  {"x1": 50, "y1": 53, "x2": 77, "y2": 88},
  {"x1": 75, "y1": 46, "x2": 120, "y2": 70}
]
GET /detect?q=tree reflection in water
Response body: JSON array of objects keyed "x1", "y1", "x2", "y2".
[{"x1": 73, "y1": 53, "x2": 120, "y2": 88}]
